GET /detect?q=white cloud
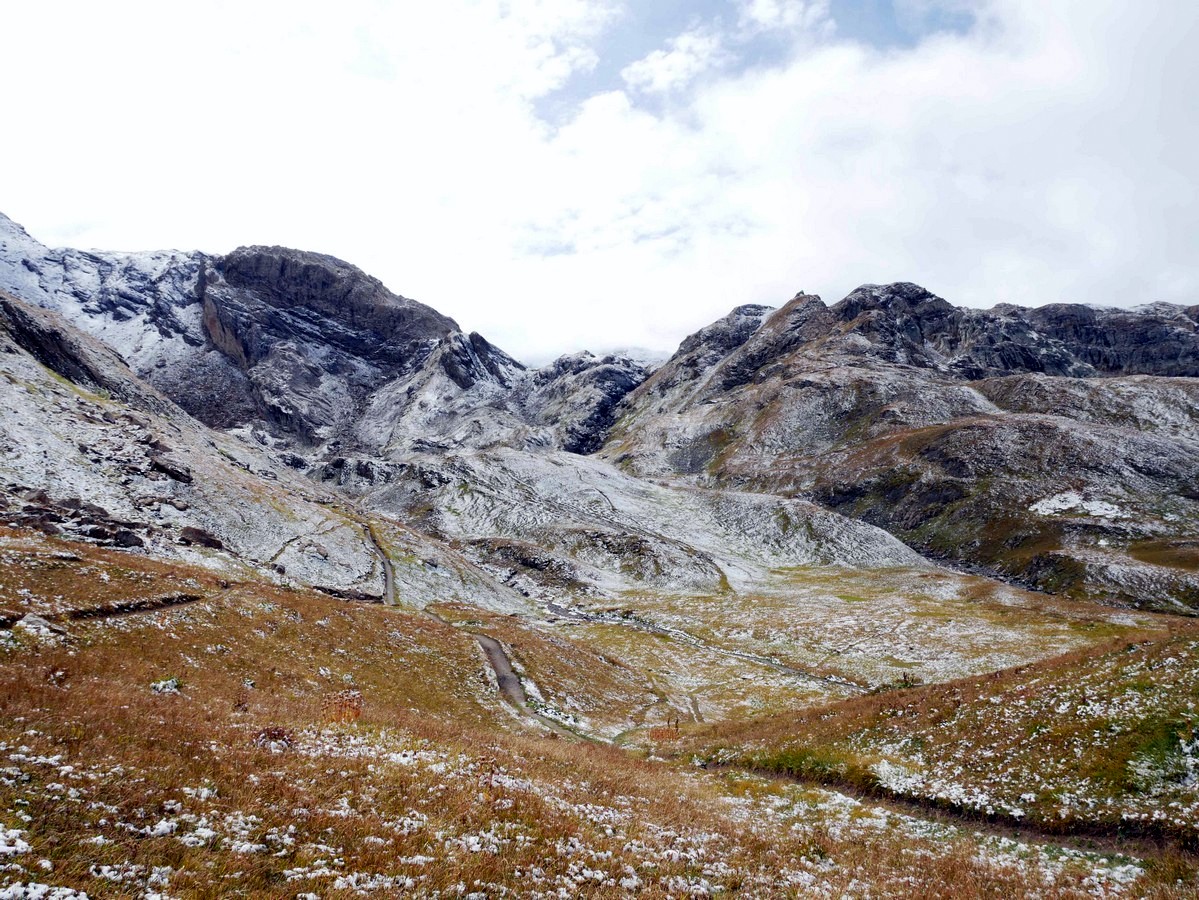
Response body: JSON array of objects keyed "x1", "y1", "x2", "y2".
[
  {"x1": 0, "y1": 1, "x2": 1195, "y2": 364},
  {"x1": 621, "y1": 27, "x2": 729, "y2": 94},
  {"x1": 738, "y1": 0, "x2": 832, "y2": 33}
]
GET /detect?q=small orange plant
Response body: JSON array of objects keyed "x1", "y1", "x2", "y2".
[{"x1": 321, "y1": 688, "x2": 364, "y2": 725}]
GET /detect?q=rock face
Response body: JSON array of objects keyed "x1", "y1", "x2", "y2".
[
  {"x1": 825, "y1": 282, "x2": 1199, "y2": 378},
  {"x1": 198, "y1": 245, "x2": 464, "y2": 443},
  {"x1": 605, "y1": 286, "x2": 1199, "y2": 610},
  {"x1": 0, "y1": 215, "x2": 650, "y2": 460},
  {"x1": 515, "y1": 352, "x2": 650, "y2": 454},
  {"x1": 1, "y1": 210, "x2": 1196, "y2": 614}
]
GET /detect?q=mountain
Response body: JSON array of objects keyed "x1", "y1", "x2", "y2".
[
  {"x1": 4, "y1": 211, "x2": 1199, "y2": 898},
  {"x1": 0, "y1": 212, "x2": 648, "y2": 459},
  {"x1": 0, "y1": 215, "x2": 926, "y2": 608},
  {"x1": 2, "y1": 214, "x2": 1196, "y2": 614},
  {"x1": 604, "y1": 284, "x2": 1199, "y2": 609}
]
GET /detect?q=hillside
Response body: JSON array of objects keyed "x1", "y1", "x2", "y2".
[
  {"x1": 603, "y1": 285, "x2": 1199, "y2": 610},
  {"x1": 0, "y1": 212, "x2": 1197, "y2": 896},
  {"x1": 689, "y1": 621, "x2": 1199, "y2": 844},
  {"x1": 0, "y1": 530, "x2": 1187, "y2": 898}
]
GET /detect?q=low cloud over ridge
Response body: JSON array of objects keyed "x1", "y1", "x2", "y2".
[{"x1": 1, "y1": 0, "x2": 1194, "y2": 362}]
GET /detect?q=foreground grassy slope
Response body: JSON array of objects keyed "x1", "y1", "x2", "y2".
[
  {"x1": 0, "y1": 528, "x2": 1190, "y2": 897},
  {"x1": 692, "y1": 622, "x2": 1199, "y2": 845}
]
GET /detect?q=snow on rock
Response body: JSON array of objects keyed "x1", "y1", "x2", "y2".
[
  {"x1": 1029, "y1": 492, "x2": 1129, "y2": 519},
  {"x1": 11, "y1": 616, "x2": 63, "y2": 641},
  {"x1": 0, "y1": 294, "x2": 390, "y2": 597},
  {"x1": 359, "y1": 446, "x2": 927, "y2": 600},
  {"x1": 150, "y1": 678, "x2": 182, "y2": 695}
]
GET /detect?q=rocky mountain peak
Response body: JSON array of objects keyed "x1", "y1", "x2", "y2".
[
  {"x1": 205, "y1": 246, "x2": 459, "y2": 373},
  {"x1": 676, "y1": 303, "x2": 775, "y2": 359},
  {"x1": 634, "y1": 302, "x2": 777, "y2": 406},
  {"x1": 711, "y1": 292, "x2": 832, "y2": 391},
  {"x1": 832, "y1": 282, "x2": 950, "y2": 321},
  {"x1": 0, "y1": 211, "x2": 37, "y2": 244},
  {"x1": 217, "y1": 246, "x2": 459, "y2": 338},
  {"x1": 806, "y1": 282, "x2": 1199, "y2": 379}
]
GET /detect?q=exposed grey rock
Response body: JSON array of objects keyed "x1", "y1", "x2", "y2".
[
  {"x1": 0, "y1": 292, "x2": 173, "y2": 414},
  {"x1": 518, "y1": 351, "x2": 650, "y2": 454},
  {"x1": 604, "y1": 285, "x2": 1199, "y2": 610},
  {"x1": 13, "y1": 614, "x2": 67, "y2": 638},
  {"x1": 976, "y1": 373, "x2": 1199, "y2": 439},
  {"x1": 828, "y1": 282, "x2": 1199, "y2": 378},
  {"x1": 4, "y1": 209, "x2": 1197, "y2": 614}
]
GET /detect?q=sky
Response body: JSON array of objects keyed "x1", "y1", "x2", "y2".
[{"x1": 1, "y1": 0, "x2": 1195, "y2": 363}]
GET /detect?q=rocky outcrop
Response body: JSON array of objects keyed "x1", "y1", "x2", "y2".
[
  {"x1": 828, "y1": 283, "x2": 1199, "y2": 378},
  {"x1": 518, "y1": 352, "x2": 649, "y2": 454},
  {"x1": 194, "y1": 247, "x2": 470, "y2": 444},
  {"x1": 604, "y1": 285, "x2": 1199, "y2": 611},
  {"x1": 208, "y1": 246, "x2": 459, "y2": 373},
  {"x1": 976, "y1": 373, "x2": 1199, "y2": 439},
  {"x1": 438, "y1": 331, "x2": 524, "y2": 390},
  {"x1": 0, "y1": 291, "x2": 173, "y2": 414}
]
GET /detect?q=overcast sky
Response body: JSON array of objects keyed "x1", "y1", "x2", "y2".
[{"x1": 2, "y1": 1, "x2": 1195, "y2": 363}]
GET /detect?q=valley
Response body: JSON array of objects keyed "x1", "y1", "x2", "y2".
[{"x1": 0, "y1": 211, "x2": 1196, "y2": 896}]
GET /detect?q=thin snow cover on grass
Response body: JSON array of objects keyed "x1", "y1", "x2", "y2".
[
  {"x1": 0, "y1": 709, "x2": 1167, "y2": 898},
  {"x1": 738, "y1": 630, "x2": 1199, "y2": 837},
  {"x1": 871, "y1": 758, "x2": 1028, "y2": 819},
  {"x1": 722, "y1": 775, "x2": 1149, "y2": 897},
  {"x1": 0, "y1": 828, "x2": 29, "y2": 856},
  {"x1": 0, "y1": 886, "x2": 89, "y2": 900},
  {"x1": 1030, "y1": 492, "x2": 1129, "y2": 519}
]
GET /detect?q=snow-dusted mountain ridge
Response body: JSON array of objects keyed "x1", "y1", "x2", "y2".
[
  {"x1": 1, "y1": 211, "x2": 1197, "y2": 612},
  {"x1": 0, "y1": 212, "x2": 649, "y2": 457}
]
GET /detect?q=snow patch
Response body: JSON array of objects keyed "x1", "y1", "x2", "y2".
[{"x1": 1029, "y1": 492, "x2": 1128, "y2": 519}]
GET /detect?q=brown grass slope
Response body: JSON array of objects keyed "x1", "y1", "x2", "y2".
[
  {"x1": 0, "y1": 528, "x2": 1191, "y2": 897},
  {"x1": 690, "y1": 622, "x2": 1199, "y2": 848}
]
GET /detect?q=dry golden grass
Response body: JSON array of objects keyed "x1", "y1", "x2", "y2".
[
  {"x1": 0, "y1": 526, "x2": 229, "y2": 621},
  {"x1": 0, "y1": 528, "x2": 1192, "y2": 897},
  {"x1": 688, "y1": 622, "x2": 1199, "y2": 846},
  {"x1": 431, "y1": 602, "x2": 660, "y2": 735}
]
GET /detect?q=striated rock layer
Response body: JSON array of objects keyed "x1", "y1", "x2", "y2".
[
  {"x1": 605, "y1": 286, "x2": 1199, "y2": 610},
  {"x1": 2, "y1": 213, "x2": 1197, "y2": 612}
]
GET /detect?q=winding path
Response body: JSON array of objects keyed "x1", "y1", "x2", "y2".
[
  {"x1": 448, "y1": 613, "x2": 591, "y2": 740},
  {"x1": 47, "y1": 520, "x2": 1186, "y2": 863},
  {"x1": 364, "y1": 523, "x2": 396, "y2": 604},
  {"x1": 474, "y1": 633, "x2": 529, "y2": 707},
  {"x1": 363, "y1": 521, "x2": 593, "y2": 740}
]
